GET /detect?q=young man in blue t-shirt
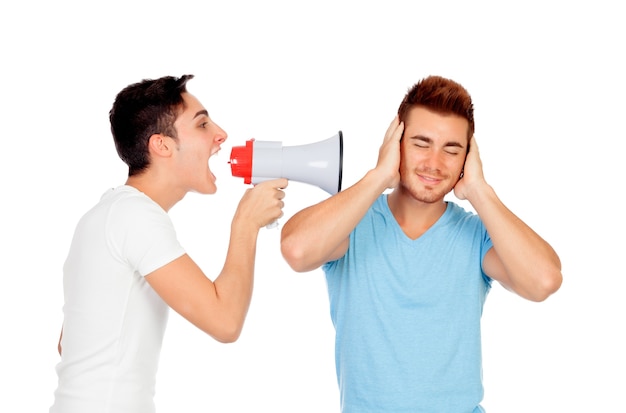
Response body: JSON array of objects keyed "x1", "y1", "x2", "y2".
[{"x1": 281, "y1": 75, "x2": 562, "y2": 412}]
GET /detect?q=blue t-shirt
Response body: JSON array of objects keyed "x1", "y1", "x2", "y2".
[{"x1": 323, "y1": 195, "x2": 493, "y2": 413}]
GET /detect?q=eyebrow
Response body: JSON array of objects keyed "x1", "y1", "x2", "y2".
[{"x1": 193, "y1": 109, "x2": 209, "y2": 119}]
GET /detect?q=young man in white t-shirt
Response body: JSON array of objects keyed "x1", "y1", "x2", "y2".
[{"x1": 50, "y1": 74, "x2": 288, "y2": 413}]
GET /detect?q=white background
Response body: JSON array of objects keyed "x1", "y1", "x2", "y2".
[{"x1": 1, "y1": 1, "x2": 624, "y2": 412}]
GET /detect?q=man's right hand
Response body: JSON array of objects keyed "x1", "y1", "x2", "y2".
[
  {"x1": 374, "y1": 116, "x2": 404, "y2": 190},
  {"x1": 235, "y1": 178, "x2": 289, "y2": 230}
]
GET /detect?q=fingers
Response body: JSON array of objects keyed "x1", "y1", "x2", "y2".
[
  {"x1": 453, "y1": 135, "x2": 485, "y2": 200},
  {"x1": 374, "y1": 116, "x2": 403, "y2": 189},
  {"x1": 266, "y1": 179, "x2": 287, "y2": 221},
  {"x1": 384, "y1": 115, "x2": 399, "y2": 138},
  {"x1": 384, "y1": 115, "x2": 404, "y2": 142},
  {"x1": 253, "y1": 178, "x2": 288, "y2": 197},
  {"x1": 465, "y1": 135, "x2": 482, "y2": 167},
  {"x1": 381, "y1": 115, "x2": 404, "y2": 150},
  {"x1": 468, "y1": 135, "x2": 479, "y2": 155},
  {"x1": 239, "y1": 179, "x2": 288, "y2": 229}
]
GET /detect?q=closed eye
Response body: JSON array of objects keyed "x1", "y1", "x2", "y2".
[
  {"x1": 411, "y1": 136, "x2": 430, "y2": 148},
  {"x1": 444, "y1": 141, "x2": 465, "y2": 154},
  {"x1": 409, "y1": 136, "x2": 464, "y2": 154}
]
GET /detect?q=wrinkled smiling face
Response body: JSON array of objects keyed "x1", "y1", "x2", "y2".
[
  {"x1": 172, "y1": 92, "x2": 227, "y2": 195},
  {"x1": 399, "y1": 106, "x2": 468, "y2": 203}
]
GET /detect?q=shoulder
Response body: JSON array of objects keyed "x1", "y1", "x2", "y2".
[
  {"x1": 445, "y1": 201, "x2": 481, "y2": 224},
  {"x1": 368, "y1": 194, "x2": 390, "y2": 216},
  {"x1": 105, "y1": 186, "x2": 167, "y2": 221},
  {"x1": 96, "y1": 186, "x2": 174, "y2": 243}
]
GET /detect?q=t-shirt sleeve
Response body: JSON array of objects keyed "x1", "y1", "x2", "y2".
[
  {"x1": 480, "y1": 226, "x2": 494, "y2": 285},
  {"x1": 107, "y1": 194, "x2": 186, "y2": 277}
]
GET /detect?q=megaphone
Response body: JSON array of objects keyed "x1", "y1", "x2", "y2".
[{"x1": 229, "y1": 131, "x2": 343, "y2": 195}]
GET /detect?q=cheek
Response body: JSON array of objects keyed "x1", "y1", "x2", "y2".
[
  {"x1": 449, "y1": 160, "x2": 466, "y2": 180},
  {"x1": 401, "y1": 151, "x2": 430, "y2": 170},
  {"x1": 178, "y1": 143, "x2": 207, "y2": 167},
  {"x1": 400, "y1": 145, "x2": 419, "y2": 163},
  {"x1": 398, "y1": 152, "x2": 412, "y2": 171},
  {"x1": 442, "y1": 157, "x2": 459, "y2": 171},
  {"x1": 453, "y1": 156, "x2": 466, "y2": 170}
]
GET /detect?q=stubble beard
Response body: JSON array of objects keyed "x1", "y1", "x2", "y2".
[{"x1": 401, "y1": 171, "x2": 454, "y2": 204}]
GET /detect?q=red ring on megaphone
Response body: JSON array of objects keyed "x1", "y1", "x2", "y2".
[{"x1": 229, "y1": 139, "x2": 254, "y2": 184}]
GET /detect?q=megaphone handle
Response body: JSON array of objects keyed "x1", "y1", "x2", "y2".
[{"x1": 250, "y1": 181, "x2": 280, "y2": 229}]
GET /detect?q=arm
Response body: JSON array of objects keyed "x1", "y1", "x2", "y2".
[
  {"x1": 145, "y1": 178, "x2": 287, "y2": 343},
  {"x1": 281, "y1": 117, "x2": 404, "y2": 272},
  {"x1": 454, "y1": 137, "x2": 562, "y2": 302}
]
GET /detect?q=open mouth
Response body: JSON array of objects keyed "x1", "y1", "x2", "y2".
[
  {"x1": 208, "y1": 148, "x2": 221, "y2": 163},
  {"x1": 208, "y1": 148, "x2": 223, "y2": 179}
]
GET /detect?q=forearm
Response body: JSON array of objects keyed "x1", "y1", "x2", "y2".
[
  {"x1": 470, "y1": 184, "x2": 562, "y2": 300},
  {"x1": 213, "y1": 218, "x2": 260, "y2": 339},
  {"x1": 282, "y1": 116, "x2": 402, "y2": 272},
  {"x1": 282, "y1": 168, "x2": 388, "y2": 271}
]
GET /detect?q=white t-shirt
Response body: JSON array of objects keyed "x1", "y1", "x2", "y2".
[{"x1": 50, "y1": 185, "x2": 186, "y2": 413}]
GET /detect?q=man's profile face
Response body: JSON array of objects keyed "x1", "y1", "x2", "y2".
[{"x1": 171, "y1": 93, "x2": 228, "y2": 195}]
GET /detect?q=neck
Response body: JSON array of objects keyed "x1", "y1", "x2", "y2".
[
  {"x1": 125, "y1": 173, "x2": 185, "y2": 212},
  {"x1": 387, "y1": 189, "x2": 447, "y2": 240}
]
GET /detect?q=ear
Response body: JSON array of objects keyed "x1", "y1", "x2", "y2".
[{"x1": 148, "y1": 134, "x2": 174, "y2": 158}]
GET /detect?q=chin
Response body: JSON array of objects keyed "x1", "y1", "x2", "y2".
[{"x1": 197, "y1": 183, "x2": 218, "y2": 195}]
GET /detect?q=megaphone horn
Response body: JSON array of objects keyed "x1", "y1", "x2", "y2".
[{"x1": 229, "y1": 131, "x2": 344, "y2": 195}]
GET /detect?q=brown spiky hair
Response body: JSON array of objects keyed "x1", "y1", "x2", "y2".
[{"x1": 397, "y1": 75, "x2": 474, "y2": 140}]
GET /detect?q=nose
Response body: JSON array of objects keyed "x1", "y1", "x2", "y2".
[
  {"x1": 423, "y1": 149, "x2": 445, "y2": 172},
  {"x1": 215, "y1": 124, "x2": 228, "y2": 144}
]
